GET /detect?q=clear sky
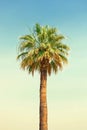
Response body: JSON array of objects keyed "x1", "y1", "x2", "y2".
[{"x1": 0, "y1": 0, "x2": 87, "y2": 130}]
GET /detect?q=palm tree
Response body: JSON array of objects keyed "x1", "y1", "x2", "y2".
[{"x1": 17, "y1": 23, "x2": 70, "y2": 130}]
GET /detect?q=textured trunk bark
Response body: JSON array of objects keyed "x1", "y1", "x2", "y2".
[{"x1": 39, "y1": 68, "x2": 48, "y2": 130}]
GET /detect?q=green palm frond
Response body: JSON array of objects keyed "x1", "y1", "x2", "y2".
[
  {"x1": 51, "y1": 60, "x2": 58, "y2": 74},
  {"x1": 20, "y1": 35, "x2": 34, "y2": 41},
  {"x1": 59, "y1": 54, "x2": 68, "y2": 64},
  {"x1": 19, "y1": 34, "x2": 35, "y2": 51},
  {"x1": 57, "y1": 43, "x2": 70, "y2": 51},
  {"x1": 53, "y1": 54, "x2": 63, "y2": 70},
  {"x1": 19, "y1": 41, "x2": 34, "y2": 51},
  {"x1": 55, "y1": 35, "x2": 65, "y2": 41},
  {"x1": 17, "y1": 52, "x2": 28, "y2": 60},
  {"x1": 47, "y1": 27, "x2": 57, "y2": 35},
  {"x1": 35, "y1": 23, "x2": 42, "y2": 35}
]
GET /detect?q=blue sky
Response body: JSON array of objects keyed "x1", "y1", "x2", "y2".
[{"x1": 0, "y1": 0, "x2": 87, "y2": 130}]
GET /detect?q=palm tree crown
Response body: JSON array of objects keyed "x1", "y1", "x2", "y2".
[{"x1": 17, "y1": 23, "x2": 70, "y2": 75}]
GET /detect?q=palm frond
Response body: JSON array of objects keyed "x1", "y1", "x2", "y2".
[
  {"x1": 55, "y1": 35, "x2": 65, "y2": 41},
  {"x1": 57, "y1": 43, "x2": 70, "y2": 51},
  {"x1": 17, "y1": 52, "x2": 28, "y2": 60},
  {"x1": 35, "y1": 23, "x2": 42, "y2": 35},
  {"x1": 20, "y1": 35, "x2": 34, "y2": 41},
  {"x1": 50, "y1": 61, "x2": 58, "y2": 74},
  {"x1": 19, "y1": 40, "x2": 35, "y2": 52},
  {"x1": 59, "y1": 54, "x2": 68, "y2": 64}
]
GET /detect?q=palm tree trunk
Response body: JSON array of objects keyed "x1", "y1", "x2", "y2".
[{"x1": 39, "y1": 67, "x2": 48, "y2": 130}]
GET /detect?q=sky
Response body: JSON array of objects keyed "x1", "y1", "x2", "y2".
[{"x1": 0, "y1": 0, "x2": 87, "y2": 130}]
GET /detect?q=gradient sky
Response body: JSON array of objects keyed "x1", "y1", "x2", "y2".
[{"x1": 0, "y1": 0, "x2": 87, "y2": 130}]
